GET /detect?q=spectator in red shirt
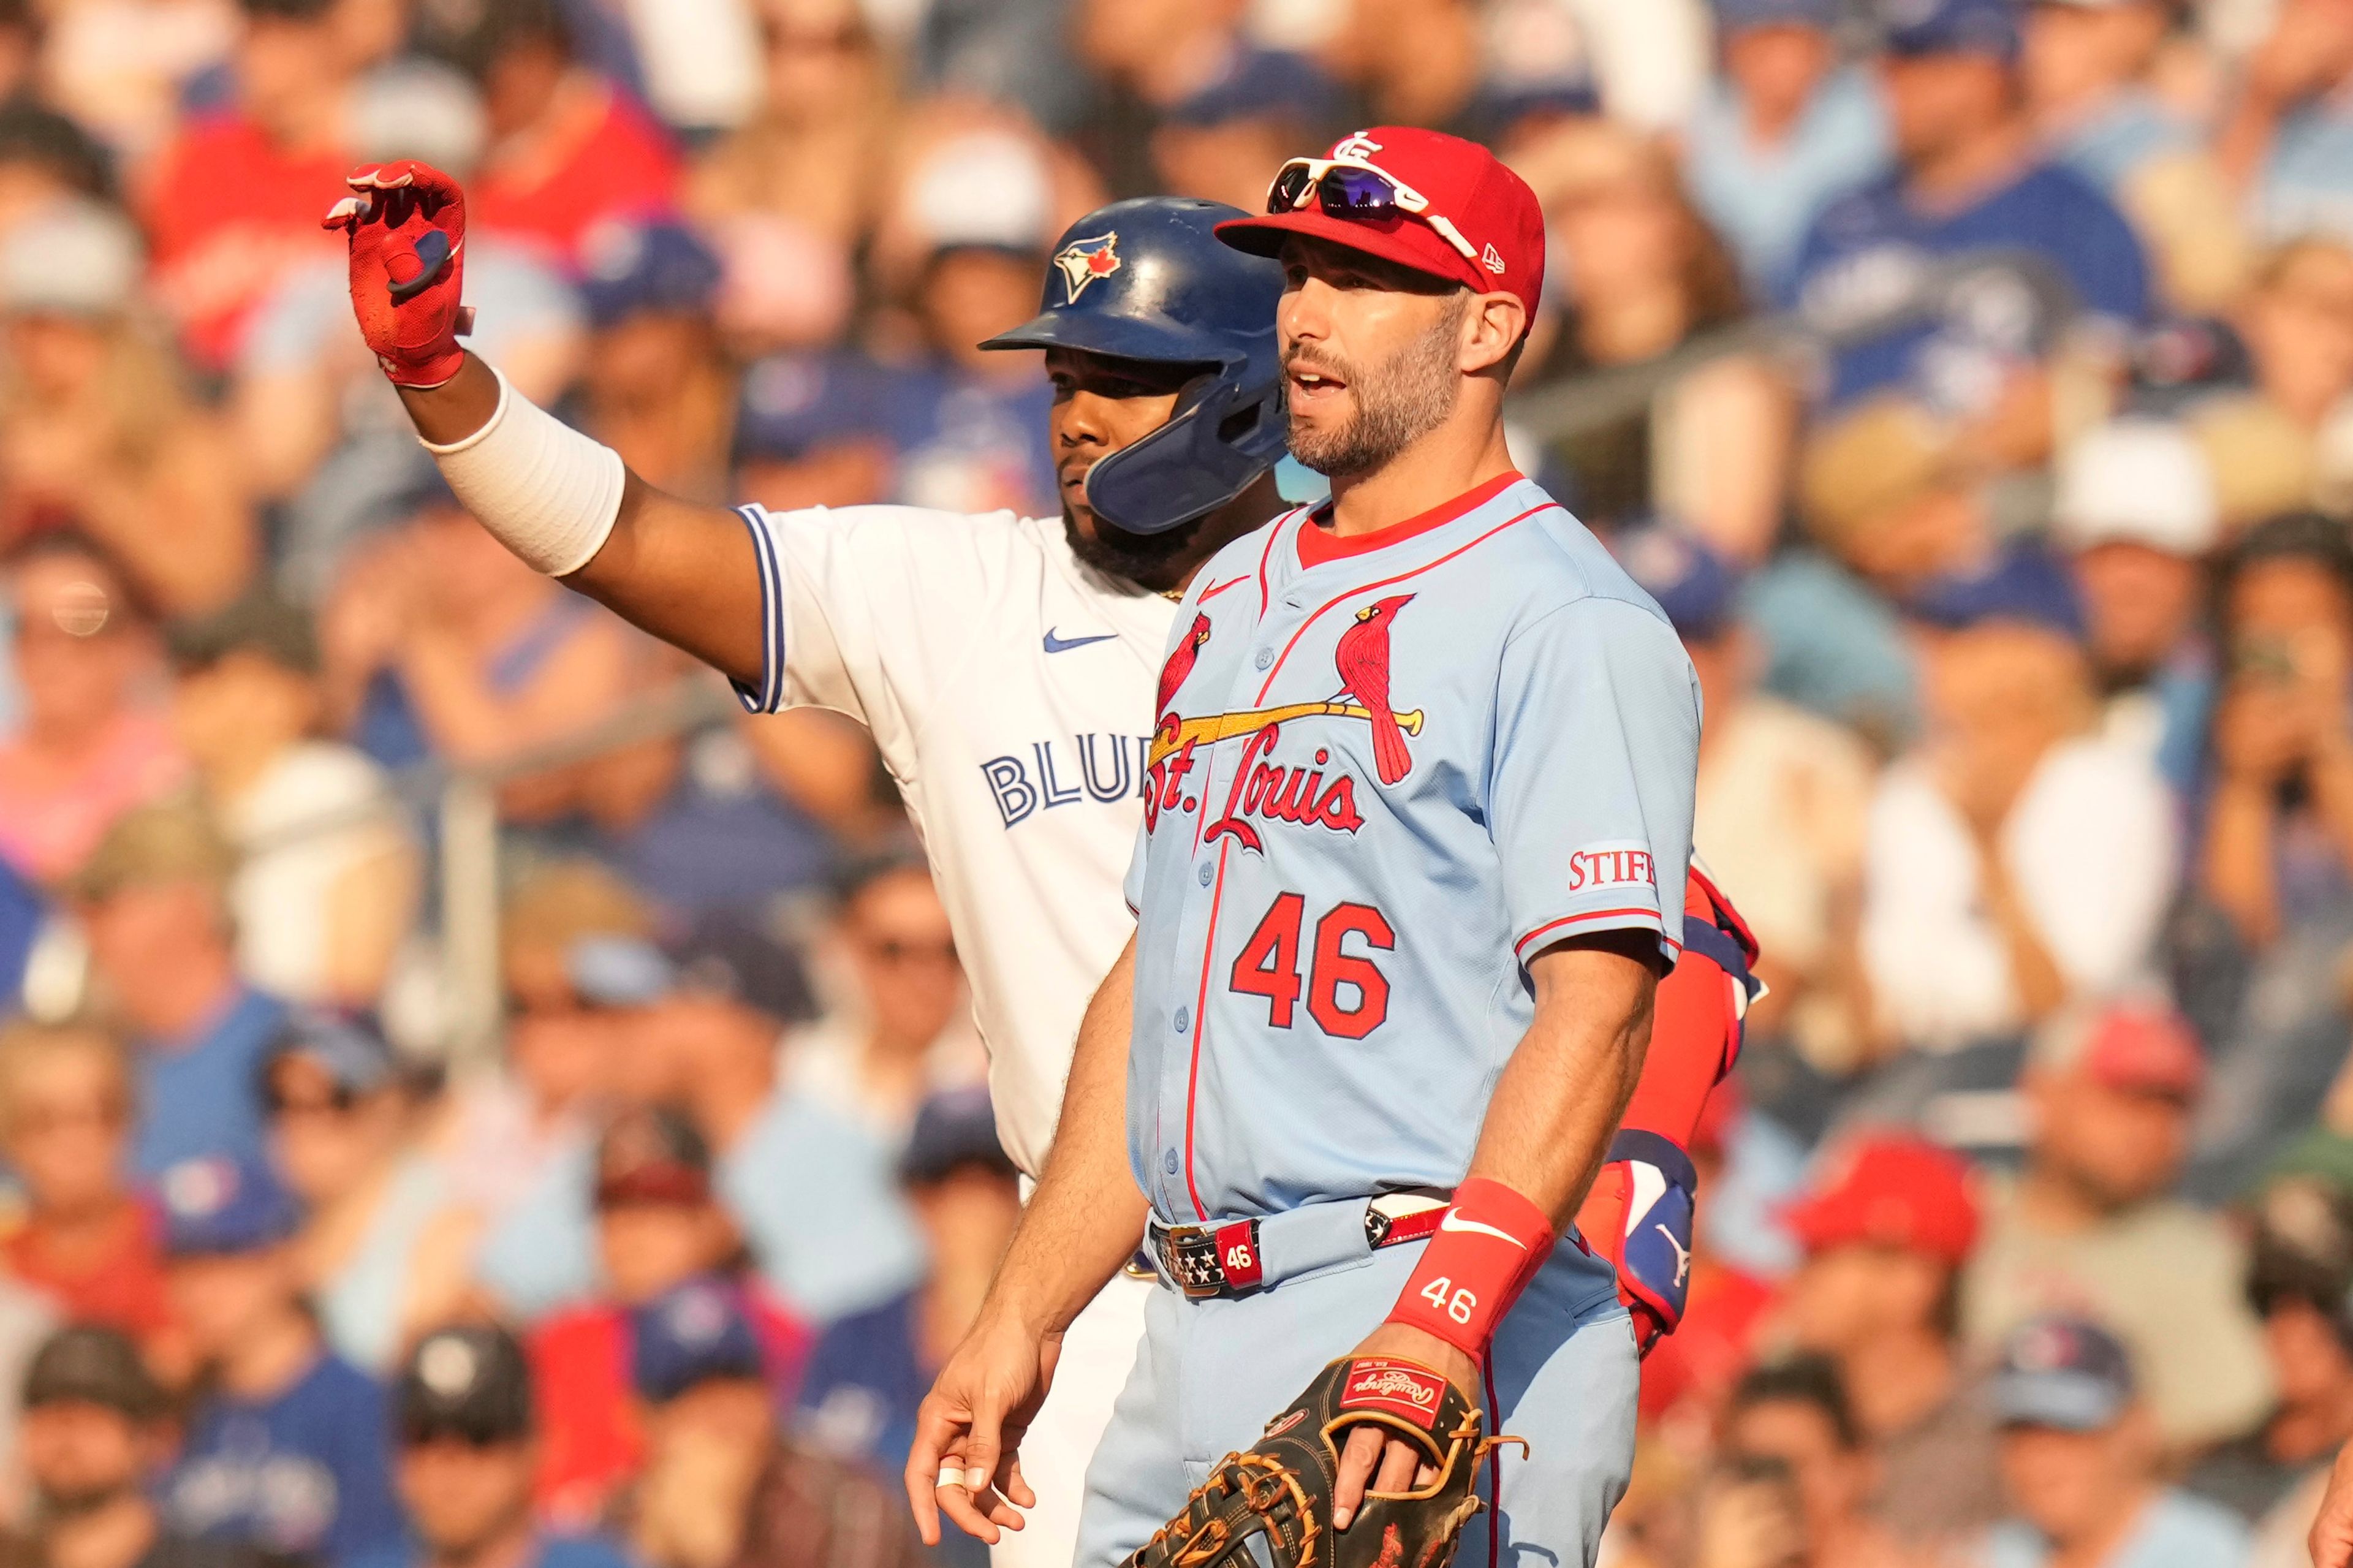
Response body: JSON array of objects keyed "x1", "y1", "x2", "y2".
[
  {"x1": 138, "y1": 0, "x2": 357, "y2": 369},
  {"x1": 0, "y1": 1021, "x2": 178, "y2": 1370},
  {"x1": 527, "y1": 1107, "x2": 809, "y2": 1530},
  {"x1": 449, "y1": 0, "x2": 680, "y2": 267}
]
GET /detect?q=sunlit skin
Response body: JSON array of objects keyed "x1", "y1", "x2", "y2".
[
  {"x1": 397, "y1": 1437, "x2": 539, "y2": 1567},
  {"x1": 1, "y1": 1036, "x2": 132, "y2": 1221},
  {"x1": 596, "y1": 1199, "x2": 740, "y2": 1306},
  {"x1": 2023, "y1": 1068, "x2": 2191, "y2": 1214},
  {"x1": 2070, "y1": 543, "x2": 2202, "y2": 687},
  {"x1": 1275, "y1": 235, "x2": 1521, "y2": 537},
  {"x1": 1724, "y1": 23, "x2": 1836, "y2": 143},
  {"x1": 1726, "y1": 1399, "x2": 1875, "y2": 1558},
  {"x1": 1998, "y1": 1417, "x2": 2158, "y2": 1556}
]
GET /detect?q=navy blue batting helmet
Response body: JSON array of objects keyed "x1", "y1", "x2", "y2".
[{"x1": 980, "y1": 197, "x2": 1286, "y2": 536}]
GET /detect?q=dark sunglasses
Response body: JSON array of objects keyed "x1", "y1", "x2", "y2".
[{"x1": 1265, "y1": 157, "x2": 1480, "y2": 266}]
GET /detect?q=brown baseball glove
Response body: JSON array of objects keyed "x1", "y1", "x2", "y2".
[{"x1": 1119, "y1": 1357, "x2": 1517, "y2": 1568}]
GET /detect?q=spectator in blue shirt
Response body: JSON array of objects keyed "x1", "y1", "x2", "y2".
[
  {"x1": 1984, "y1": 1316, "x2": 2253, "y2": 1567},
  {"x1": 1786, "y1": 0, "x2": 2150, "y2": 437},
  {"x1": 1682, "y1": 0, "x2": 1892, "y2": 297},
  {"x1": 13, "y1": 1325, "x2": 282, "y2": 1568},
  {"x1": 71, "y1": 803, "x2": 287, "y2": 1176},
  {"x1": 2021, "y1": 0, "x2": 2249, "y2": 312},
  {"x1": 157, "y1": 1154, "x2": 406, "y2": 1564},
  {"x1": 349, "y1": 1323, "x2": 635, "y2": 1568},
  {"x1": 798, "y1": 1086, "x2": 1019, "y2": 1507}
]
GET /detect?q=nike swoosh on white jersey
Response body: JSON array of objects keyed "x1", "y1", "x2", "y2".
[{"x1": 1438, "y1": 1210, "x2": 1528, "y2": 1249}]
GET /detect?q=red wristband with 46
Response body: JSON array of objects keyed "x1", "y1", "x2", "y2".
[
  {"x1": 322, "y1": 161, "x2": 474, "y2": 388},
  {"x1": 1387, "y1": 1177, "x2": 1556, "y2": 1358}
]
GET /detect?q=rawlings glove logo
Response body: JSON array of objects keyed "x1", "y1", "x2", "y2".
[{"x1": 1341, "y1": 1360, "x2": 1444, "y2": 1429}]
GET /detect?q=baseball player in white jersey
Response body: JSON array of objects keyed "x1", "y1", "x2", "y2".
[
  {"x1": 323, "y1": 166, "x2": 1292, "y2": 1568},
  {"x1": 909, "y1": 127, "x2": 1699, "y2": 1568}
]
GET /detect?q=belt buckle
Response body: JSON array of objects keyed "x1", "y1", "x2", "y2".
[{"x1": 1156, "y1": 1224, "x2": 1226, "y2": 1299}]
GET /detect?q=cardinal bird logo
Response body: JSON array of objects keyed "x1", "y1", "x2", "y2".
[
  {"x1": 1158, "y1": 613, "x2": 1211, "y2": 716},
  {"x1": 1333, "y1": 594, "x2": 1416, "y2": 785},
  {"x1": 1052, "y1": 233, "x2": 1121, "y2": 301}
]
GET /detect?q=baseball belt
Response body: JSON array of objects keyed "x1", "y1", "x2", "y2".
[{"x1": 1148, "y1": 1189, "x2": 1453, "y2": 1300}]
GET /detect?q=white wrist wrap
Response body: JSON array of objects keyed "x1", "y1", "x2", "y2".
[{"x1": 420, "y1": 370, "x2": 625, "y2": 577}]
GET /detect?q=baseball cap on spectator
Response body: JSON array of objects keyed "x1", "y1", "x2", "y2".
[
  {"x1": 1715, "y1": 0, "x2": 1842, "y2": 31},
  {"x1": 23, "y1": 1325, "x2": 164, "y2": 1420},
  {"x1": 1883, "y1": 0, "x2": 2024, "y2": 60},
  {"x1": 735, "y1": 352, "x2": 906, "y2": 465},
  {"x1": 156, "y1": 1153, "x2": 299, "y2": 1257},
  {"x1": 0, "y1": 199, "x2": 140, "y2": 319},
  {"x1": 397, "y1": 1324, "x2": 534, "y2": 1445},
  {"x1": 1797, "y1": 396, "x2": 1961, "y2": 546},
  {"x1": 578, "y1": 219, "x2": 724, "y2": 330},
  {"x1": 1165, "y1": 50, "x2": 1338, "y2": 130},
  {"x1": 663, "y1": 906, "x2": 817, "y2": 1025},
  {"x1": 70, "y1": 802, "x2": 235, "y2": 903},
  {"x1": 902, "y1": 1086, "x2": 1015, "y2": 1187},
  {"x1": 1474, "y1": 6, "x2": 1601, "y2": 131},
  {"x1": 895, "y1": 129, "x2": 1056, "y2": 259},
  {"x1": 2245, "y1": 1177, "x2": 2353, "y2": 1325},
  {"x1": 1990, "y1": 1316, "x2": 2137, "y2": 1431},
  {"x1": 1613, "y1": 525, "x2": 1741, "y2": 643},
  {"x1": 1216, "y1": 127, "x2": 1547, "y2": 325},
  {"x1": 1906, "y1": 542, "x2": 2087, "y2": 640},
  {"x1": 2030, "y1": 996, "x2": 2207, "y2": 1099},
  {"x1": 2050, "y1": 419, "x2": 2219, "y2": 558},
  {"x1": 594, "y1": 1106, "x2": 713, "y2": 1209},
  {"x1": 501, "y1": 859, "x2": 654, "y2": 1004},
  {"x1": 630, "y1": 1276, "x2": 764, "y2": 1403},
  {"x1": 265, "y1": 1010, "x2": 399, "y2": 1099},
  {"x1": 1780, "y1": 1132, "x2": 1981, "y2": 1263},
  {"x1": 164, "y1": 589, "x2": 320, "y2": 675}
]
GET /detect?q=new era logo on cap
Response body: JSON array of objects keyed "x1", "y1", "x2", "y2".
[{"x1": 1482, "y1": 243, "x2": 1506, "y2": 275}]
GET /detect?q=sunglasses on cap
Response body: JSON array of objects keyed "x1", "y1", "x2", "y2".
[{"x1": 1265, "y1": 157, "x2": 1481, "y2": 267}]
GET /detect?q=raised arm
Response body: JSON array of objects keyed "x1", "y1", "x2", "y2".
[{"x1": 328, "y1": 164, "x2": 763, "y2": 686}]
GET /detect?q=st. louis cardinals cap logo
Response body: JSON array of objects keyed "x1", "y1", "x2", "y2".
[{"x1": 1053, "y1": 232, "x2": 1121, "y2": 301}]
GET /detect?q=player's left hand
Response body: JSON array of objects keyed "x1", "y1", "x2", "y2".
[{"x1": 1330, "y1": 1322, "x2": 1480, "y2": 1530}]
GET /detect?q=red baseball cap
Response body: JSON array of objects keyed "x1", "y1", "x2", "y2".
[
  {"x1": 1779, "y1": 1132, "x2": 1981, "y2": 1265},
  {"x1": 1215, "y1": 127, "x2": 1546, "y2": 324},
  {"x1": 2033, "y1": 999, "x2": 2206, "y2": 1099}
]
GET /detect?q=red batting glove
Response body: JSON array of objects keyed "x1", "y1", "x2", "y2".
[{"x1": 322, "y1": 161, "x2": 475, "y2": 388}]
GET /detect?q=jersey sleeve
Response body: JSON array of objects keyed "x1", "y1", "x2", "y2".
[
  {"x1": 733, "y1": 502, "x2": 1009, "y2": 755},
  {"x1": 1490, "y1": 597, "x2": 1700, "y2": 968}
]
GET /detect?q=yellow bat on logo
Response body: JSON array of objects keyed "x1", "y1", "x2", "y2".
[{"x1": 1148, "y1": 703, "x2": 1425, "y2": 769}]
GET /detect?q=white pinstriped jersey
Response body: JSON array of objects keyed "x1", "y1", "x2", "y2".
[{"x1": 733, "y1": 503, "x2": 1174, "y2": 1178}]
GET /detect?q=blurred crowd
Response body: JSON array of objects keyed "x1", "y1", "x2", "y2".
[{"x1": 0, "y1": 0, "x2": 2349, "y2": 1567}]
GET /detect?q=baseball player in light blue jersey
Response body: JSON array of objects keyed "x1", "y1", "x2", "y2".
[{"x1": 912, "y1": 127, "x2": 1699, "y2": 1568}]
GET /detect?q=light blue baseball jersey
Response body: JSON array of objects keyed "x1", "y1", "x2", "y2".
[{"x1": 1123, "y1": 472, "x2": 1701, "y2": 1225}]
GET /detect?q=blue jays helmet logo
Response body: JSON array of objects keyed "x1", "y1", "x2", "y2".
[{"x1": 1053, "y1": 232, "x2": 1121, "y2": 301}]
